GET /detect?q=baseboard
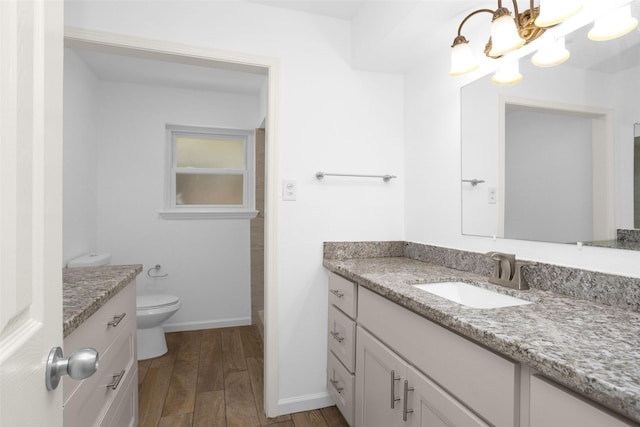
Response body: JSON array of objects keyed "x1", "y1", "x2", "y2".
[
  {"x1": 277, "y1": 392, "x2": 335, "y2": 416},
  {"x1": 162, "y1": 317, "x2": 251, "y2": 333}
]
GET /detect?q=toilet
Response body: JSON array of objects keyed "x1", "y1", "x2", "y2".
[
  {"x1": 136, "y1": 294, "x2": 181, "y2": 360},
  {"x1": 66, "y1": 253, "x2": 181, "y2": 361}
]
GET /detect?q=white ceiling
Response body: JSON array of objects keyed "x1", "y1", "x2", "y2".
[
  {"x1": 69, "y1": 1, "x2": 640, "y2": 94},
  {"x1": 248, "y1": 0, "x2": 366, "y2": 20}
]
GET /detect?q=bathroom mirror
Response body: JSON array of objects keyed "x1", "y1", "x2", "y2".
[{"x1": 461, "y1": 0, "x2": 640, "y2": 248}]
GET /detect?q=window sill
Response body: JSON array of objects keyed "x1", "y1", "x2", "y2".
[{"x1": 159, "y1": 209, "x2": 259, "y2": 220}]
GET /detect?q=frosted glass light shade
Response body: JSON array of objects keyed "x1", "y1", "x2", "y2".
[
  {"x1": 450, "y1": 40, "x2": 479, "y2": 76},
  {"x1": 491, "y1": 61, "x2": 523, "y2": 85},
  {"x1": 489, "y1": 11, "x2": 526, "y2": 57},
  {"x1": 588, "y1": 5, "x2": 638, "y2": 41},
  {"x1": 535, "y1": 0, "x2": 582, "y2": 27},
  {"x1": 532, "y1": 37, "x2": 571, "y2": 67}
]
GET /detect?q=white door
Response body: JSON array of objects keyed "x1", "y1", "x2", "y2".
[{"x1": 0, "y1": 0, "x2": 64, "y2": 425}]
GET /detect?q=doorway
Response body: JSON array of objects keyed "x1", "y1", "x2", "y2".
[{"x1": 64, "y1": 28, "x2": 280, "y2": 417}]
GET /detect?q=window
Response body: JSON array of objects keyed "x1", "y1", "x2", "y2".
[{"x1": 161, "y1": 125, "x2": 256, "y2": 219}]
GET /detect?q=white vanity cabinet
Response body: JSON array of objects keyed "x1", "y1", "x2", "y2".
[
  {"x1": 529, "y1": 375, "x2": 638, "y2": 427},
  {"x1": 327, "y1": 273, "x2": 358, "y2": 426},
  {"x1": 63, "y1": 281, "x2": 138, "y2": 427},
  {"x1": 356, "y1": 286, "x2": 517, "y2": 427},
  {"x1": 357, "y1": 327, "x2": 488, "y2": 427}
]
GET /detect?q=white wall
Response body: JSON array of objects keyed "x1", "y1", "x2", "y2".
[
  {"x1": 96, "y1": 81, "x2": 261, "y2": 330},
  {"x1": 65, "y1": 1, "x2": 405, "y2": 414},
  {"x1": 64, "y1": 49, "x2": 100, "y2": 266},
  {"x1": 65, "y1": 50, "x2": 263, "y2": 329},
  {"x1": 404, "y1": 18, "x2": 640, "y2": 279}
]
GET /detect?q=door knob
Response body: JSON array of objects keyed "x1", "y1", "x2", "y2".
[{"x1": 45, "y1": 346, "x2": 99, "y2": 391}]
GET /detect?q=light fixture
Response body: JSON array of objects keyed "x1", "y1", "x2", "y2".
[
  {"x1": 449, "y1": 0, "x2": 570, "y2": 82},
  {"x1": 532, "y1": 37, "x2": 570, "y2": 67},
  {"x1": 535, "y1": 0, "x2": 582, "y2": 28},
  {"x1": 492, "y1": 60, "x2": 523, "y2": 85},
  {"x1": 588, "y1": 4, "x2": 638, "y2": 41}
]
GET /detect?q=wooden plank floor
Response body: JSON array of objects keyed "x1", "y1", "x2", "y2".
[{"x1": 138, "y1": 326, "x2": 349, "y2": 427}]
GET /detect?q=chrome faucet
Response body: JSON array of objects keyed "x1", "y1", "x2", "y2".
[{"x1": 485, "y1": 252, "x2": 530, "y2": 290}]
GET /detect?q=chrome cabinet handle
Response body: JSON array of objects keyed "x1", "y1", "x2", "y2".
[
  {"x1": 329, "y1": 289, "x2": 344, "y2": 298},
  {"x1": 107, "y1": 313, "x2": 126, "y2": 327},
  {"x1": 330, "y1": 379, "x2": 343, "y2": 393},
  {"x1": 45, "y1": 347, "x2": 99, "y2": 391},
  {"x1": 390, "y1": 370, "x2": 401, "y2": 409},
  {"x1": 106, "y1": 369, "x2": 126, "y2": 390},
  {"x1": 403, "y1": 380, "x2": 414, "y2": 421},
  {"x1": 330, "y1": 331, "x2": 344, "y2": 343}
]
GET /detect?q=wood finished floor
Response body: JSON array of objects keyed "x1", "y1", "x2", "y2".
[{"x1": 138, "y1": 326, "x2": 349, "y2": 427}]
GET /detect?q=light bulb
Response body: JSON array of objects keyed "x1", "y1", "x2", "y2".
[
  {"x1": 489, "y1": 8, "x2": 526, "y2": 57},
  {"x1": 588, "y1": 5, "x2": 638, "y2": 41},
  {"x1": 535, "y1": 0, "x2": 582, "y2": 28},
  {"x1": 532, "y1": 37, "x2": 571, "y2": 67},
  {"x1": 450, "y1": 36, "x2": 479, "y2": 76},
  {"x1": 492, "y1": 61, "x2": 523, "y2": 85}
]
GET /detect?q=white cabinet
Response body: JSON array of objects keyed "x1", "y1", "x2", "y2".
[
  {"x1": 356, "y1": 326, "x2": 488, "y2": 427},
  {"x1": 63, "y1": 281, "x2": 138, "y2": 427},
  {"x1": 327, "y1": 272, "x2": 358, "y2": 426},
  {"x1": 530, "y1": 375, "x2": 638, "y2": 427},
  {"x1": 357, "y1": 286, "x2": 519, "y2": 427}
]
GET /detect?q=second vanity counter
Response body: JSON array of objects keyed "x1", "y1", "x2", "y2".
[
  {"x1": 323, "y1": 256, "x2": 640, "y2": 424},
  {"x1": 63, "y1": 264, "x2": 142, "y2": 337}
]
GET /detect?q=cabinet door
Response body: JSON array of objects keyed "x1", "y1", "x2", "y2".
[
  {"x1": 355, "y1": 327, "x2": 406, "y2": 427},
  {"x1": 406, "y1": 366, "x2": 489, "y2": 427}
]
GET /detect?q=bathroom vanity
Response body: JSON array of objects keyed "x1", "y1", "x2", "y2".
[
  {"x1": 324, "y1": 243, "x2": 640, "y2": 427},
  {"x1": 63, "y1": 264, "x2": 142, "y2": 427}
]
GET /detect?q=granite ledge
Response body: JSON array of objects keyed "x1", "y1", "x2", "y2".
[
  {"x1": 63, "y1": 264, "x2": 142, "y2": 337},
  {"x1": 323, "y1": 256, "x2": 640, "y2": 424}
]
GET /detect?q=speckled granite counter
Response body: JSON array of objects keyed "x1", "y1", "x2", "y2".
[
  {"x1": 63, "y1": 265, "x2": 142, "y2": 337},
  {"x1": 323, "y1": 256, "x2": 640, "y2": 424}
]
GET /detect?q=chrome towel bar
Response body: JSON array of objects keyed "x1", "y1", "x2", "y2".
[{"x1": 316, "y1": 171, "x2": 396, "y2": 182}]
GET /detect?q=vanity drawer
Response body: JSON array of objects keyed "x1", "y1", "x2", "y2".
[
  {"x1": 328, "y1": 304, "x2": 356, "y2": 373},
  {"x1": 358, "y1": 286, "x2": 519, "y2": 427},
  {"x1": 329, "y1": 272, "x2": 357, "y2": 318},
  {"x1": 63, "y1": 323, "x2": 135, "y2": 426},
  {"x1": 103, "y1": 364, "x2": 138, "y2": 427},
  {"x1": 328, "y1": 350, "x2": 355, "y2": 427},
  {"x1": 63, "y1": 282, "x2": 135, "y2": 402}
]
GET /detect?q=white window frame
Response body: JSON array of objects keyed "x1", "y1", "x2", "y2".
[{"x1": 160, "y1": 124, "x2": 257, "y2": 220}]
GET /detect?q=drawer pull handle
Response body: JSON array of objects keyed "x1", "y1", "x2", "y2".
[
  {"x1": 390, "y1": 370, "x2": 401, "y2": 409},
  {"x1": 330, "y1": 331, "x2": 344, "y2": 343},
  {"x1": 402, "y1": 380, "x2": 414, "y2": 421},
  {"x1": 330, "y1": 379, "x2": 343, "y2": 393},
  {"x1": 106, "y1": 369, "x2": 126, "y2": 390},
  {"x1": 107, "y1": 313, "x2": 126, "y2": 327},
  {"x1": 329, "y1": 289, "x2": 344, "y2": 298}
]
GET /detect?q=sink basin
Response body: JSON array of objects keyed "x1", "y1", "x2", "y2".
[{"x1": 413, "y1": 282, "x2": 533, "y2": 309}]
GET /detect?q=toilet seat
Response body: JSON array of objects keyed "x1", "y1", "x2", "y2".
[{"x1": 137, "y1": 294, "x2": 180, "y2": 310}]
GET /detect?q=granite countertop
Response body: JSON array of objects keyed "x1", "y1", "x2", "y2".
[
  {"x1": 324, "y1": 256, "x2": 640, "y2": 424},
  {"x1": 63, "y1": 264, "x2": 142, "y2": 337}
]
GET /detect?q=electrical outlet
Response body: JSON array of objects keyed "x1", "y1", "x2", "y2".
[
  {"x1": 282, "y1": 179, "x2": 296, "y2": 201},
  {"x1": 488, "y1": 187, "x2": 497, "y2": 204}
]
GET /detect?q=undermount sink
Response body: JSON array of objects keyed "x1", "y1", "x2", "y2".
[{"x1": 413, "y1": 282, "x2": 533, "y2": 309}]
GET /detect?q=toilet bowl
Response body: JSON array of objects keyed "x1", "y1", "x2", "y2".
[{"x1": 136, "y1": 294, "x2": 181, "y2": 360}]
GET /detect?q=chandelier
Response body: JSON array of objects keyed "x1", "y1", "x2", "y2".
[{"x1": 449, "y1": 0, "x2": 639, "y2": 84}]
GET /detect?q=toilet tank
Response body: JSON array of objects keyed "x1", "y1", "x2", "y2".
[{"x1": 67, "y1": 253, "x2": 112, "y2": 268}]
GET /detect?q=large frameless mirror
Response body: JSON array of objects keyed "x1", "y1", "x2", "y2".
[{"x1": 461, "y1": 0, "x2": 640, "y2": 249}]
